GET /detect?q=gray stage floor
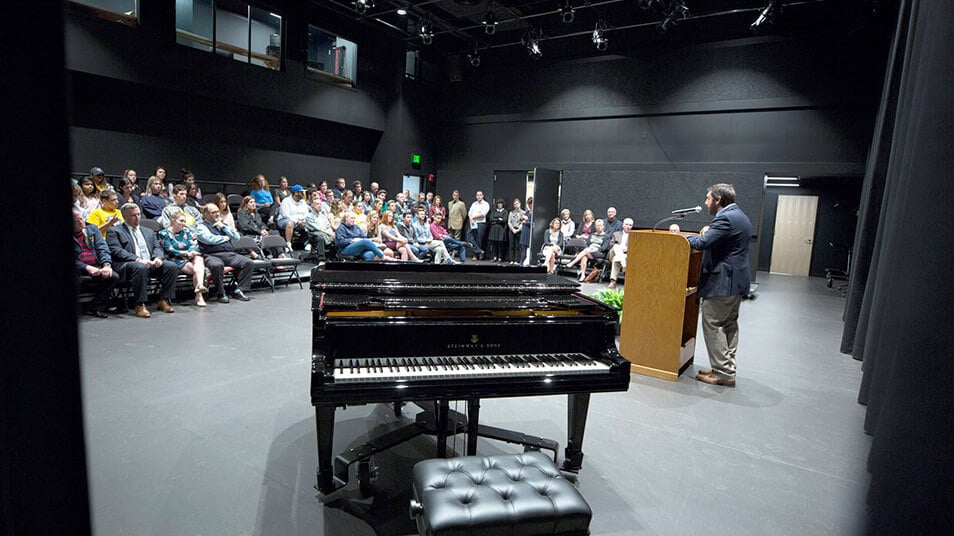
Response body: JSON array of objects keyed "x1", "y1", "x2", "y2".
[{"x1": 78, "y1": 272, "x2": 870, "y2": 535}]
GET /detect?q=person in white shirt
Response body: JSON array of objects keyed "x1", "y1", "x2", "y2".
[
  {"x1": 559, "y1": 209, "x2": 576, "y2": 240},
  {"x1": 467, "y1": 190, "x2": 490, "y2": 260},
  {"x1": 277, "y1": 184, "x2": 310, "y2": 249},
  {"x1": 607, "y1": 218, "x2": 634, "y2": 289}
]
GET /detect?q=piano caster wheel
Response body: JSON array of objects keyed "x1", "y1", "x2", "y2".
[{"x1": 358, "y1": 459, "x2": 374, "y2": 497}]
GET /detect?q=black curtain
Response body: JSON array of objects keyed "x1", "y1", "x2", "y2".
[{"x1": 839, "y1": 0, "x2": 954, "y2": 532}]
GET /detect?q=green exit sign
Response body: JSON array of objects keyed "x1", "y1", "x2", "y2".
[{"x1": 411, "y1": 154, "x2": 421, "y2": 164}]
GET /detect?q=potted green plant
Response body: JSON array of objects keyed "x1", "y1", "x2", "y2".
[{"x1": 589, "y1": 288, "x2": 624, "y2": 332}]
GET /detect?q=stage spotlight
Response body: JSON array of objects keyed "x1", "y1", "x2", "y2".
[
  {"x1": 420, "y1": 24, "x2": 433, "y2": 45},
  {"x1": 528, "y1": 39, "x2": 542, "y2": 59},
  {"x1": 353, "y1": 0, "x2": 373, "y2": 15},
  {"x1": 483, "y1": 11, "x2": 498, "y2": 35},
  {"x1": 560, "y1": 1, "x2": 575, "y2": 24},
  {"x1": 468, "y1": 45, "x2": 481, "y2": 67},
  {"x1": 750, "y1": 1, "x2": 780, "y2": 30},
  {"x1": 592, "y1": 21, "x2": 609, "y2": 51},
  {"x1": 656, "y1": 0, "x2": 688, "y2": 33},
  {"x1": 672, "y1": 0, "x2": 689, "y2": 19}
]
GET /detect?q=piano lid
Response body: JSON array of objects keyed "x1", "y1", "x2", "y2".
[{"x1": 310, "y1": 262, "x2": 581, "y2": 296}]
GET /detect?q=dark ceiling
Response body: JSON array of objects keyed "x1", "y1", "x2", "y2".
[{"x1": 305, "y1": 0, "x2": 886, "y2": 63}]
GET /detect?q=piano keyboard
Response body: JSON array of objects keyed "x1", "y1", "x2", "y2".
[{"x1": 333, "y1": 353, "x2": 611, "y2": 383}]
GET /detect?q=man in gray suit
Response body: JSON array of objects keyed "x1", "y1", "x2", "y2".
[
  {"x1": 686, "y1": 183, "x2": 752, "y2": 387},
  {"x1": 107, "y1": 203, "x2": 179, "y2": 318}
]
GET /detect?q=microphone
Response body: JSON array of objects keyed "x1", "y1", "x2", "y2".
[{"x1": 671, "y1": 206, "x2": 702, "y2": 216}]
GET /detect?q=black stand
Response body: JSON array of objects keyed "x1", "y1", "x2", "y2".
[
  {"x1": 652, "y1": 214, "x2": 688, "y2": 232},
  {"x1": 316, "y1": 398, "x2": 572, "y2": 496}
]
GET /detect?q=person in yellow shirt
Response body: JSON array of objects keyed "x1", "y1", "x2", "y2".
[{"x1": 86, "y1": 190, "x2": 123, "y2": 237}]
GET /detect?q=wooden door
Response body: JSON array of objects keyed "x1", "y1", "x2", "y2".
[{"x1": 770, "y1": 195, "x2": 818, "y2": 276}]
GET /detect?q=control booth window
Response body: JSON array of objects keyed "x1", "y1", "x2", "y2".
[
  {"x1": 176, "y1": 0, "x2": 282, "y2": 70},
  {"x1": 307, "y1": 25, "x2": 357, "y2": 88},
  {"x1": 69, "y1": 0, "x2": 139, "y2": 26}
]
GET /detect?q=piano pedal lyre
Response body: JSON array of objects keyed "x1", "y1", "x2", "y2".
[{"x1": 357, "y1": 458, "x2": 377, "y2": 497}]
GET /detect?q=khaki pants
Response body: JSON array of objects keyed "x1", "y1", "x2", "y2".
[
  {"x1": 424, "y1": 240, "x2": 451, "y2": 264},
  {"x1": 609, "y1": 244, "x2": 627, "y2": 281},
  {"x1": 700, "y1": 295, "x2": 743, "y2": 379}
]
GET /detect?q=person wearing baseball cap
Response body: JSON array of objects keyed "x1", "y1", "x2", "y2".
[
  {"x1": 90, "y1": 167, "x2": 112, "y2": 192},
  {"x1": 277, "y1": 185, "x2": 309, "y2": 250}
]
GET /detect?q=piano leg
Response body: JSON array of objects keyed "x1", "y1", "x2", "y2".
[
  {"x1": 435, "y1": 400, "x2": 449, "y2": 458},
  {"x1": 315, "y1": 404, "x2": 337, "y2": 494},
  {"x1": 466, "y1": 399, "x2": 480, "y2": 455},
  {"x1": 563, "y1": 393, "x2": 590, "y2": 472}
]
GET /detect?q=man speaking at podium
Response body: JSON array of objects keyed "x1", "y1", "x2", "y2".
[{"x1": 686, "y1": 183, "x2": 752, "y2": 387}]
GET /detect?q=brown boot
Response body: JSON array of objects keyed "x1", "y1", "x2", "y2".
[
  {"x1": 134, "y1": 304, "x2": 151, "y2": 318},
  {"x1": 156, "y1": 299, "x2": 175, "y2": 313}
]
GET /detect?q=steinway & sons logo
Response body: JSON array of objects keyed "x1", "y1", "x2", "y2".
[{"x1": 447, "y1": 334, "x2": 502, "y2": 350}]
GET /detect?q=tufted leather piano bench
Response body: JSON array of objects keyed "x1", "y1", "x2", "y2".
[{"x1": 410, "y1": 451, "x2": 592, "y2": 536}]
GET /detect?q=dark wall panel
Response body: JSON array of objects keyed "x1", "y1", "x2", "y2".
[
  {"x1": 71, "y1": 127, "x2": 370, "y2": 193},
  {"x1": 434, "y1": 32, "x2": 886, "y2": 276}
]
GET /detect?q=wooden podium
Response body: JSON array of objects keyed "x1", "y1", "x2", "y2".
[{"x1": 619, "y1": 230, "x2": 703, "y2": 381}]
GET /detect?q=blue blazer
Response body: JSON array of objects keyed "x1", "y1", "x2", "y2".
[{"x1": 686, "y1": 203, "x2": 752, "y2": 298}]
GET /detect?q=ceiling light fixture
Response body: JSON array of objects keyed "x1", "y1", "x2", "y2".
[
  {"x1": 750, "y1": 1, "x2": 780, "y2": 30},
  {"x1": 522, "y1": 29, "x2": 544, "y2": 60},
  {"x1": 483, "y1": 11, "x2": 498, "y2": 35},
  {"x1": 353, "y1": 0, "x2": 373, "y2": 15},
  {"x1": 420, "y1": 23, "x2": 434, "y2": 46},
  {"x1": 397, "y1": 8, "x2": 407, "y2": 16},
  {"x1": 656, "y1": 0, "x2": 689, "y2": 34},
  {"x1": 592, "y1": 21, "x2": 609, "y2": 51},
  {"x1": 560, "y1": 1, "x2": 576, "y2": 24},
  {"x1": 467, "y1": 44, "x2": 481, "y2": 67}
]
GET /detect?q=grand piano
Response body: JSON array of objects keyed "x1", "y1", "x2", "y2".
[{"x1": 310, "y1": 262, "x2": 630, "y2": 494}]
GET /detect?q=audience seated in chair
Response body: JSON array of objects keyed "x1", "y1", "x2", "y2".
[
  {"x1": 430, "y1": 212, "x2": 467, "y2": 263},
  {"x1": 277, "y1": 185, "x2": 310, "y2": 250},
  {"x1": 159, "y1": 212, "x2": 208, "y2": 307},
  {"x1": 159, "y1": 185, "x2": 202, "y2": 229},
  {"x1": 87, "y1": 190, "x2": 123, "y2": 238},
  {"x1": 116, "y1": 177, "x2": 140, "y2": 209},
  {"x1": 195, "y1": 204, "x2": 254, "y2": 304},
  {"x1": 106, "y1": 203, "x2": 179, "y2": 318},
  {"x1": 396, "y1": 212, "x2": 428, "y2": 260},
  {"x1": 411, "y1": 206, "x2": 457, "y2": 264},
  {"x1": 540, "y1": 218, "x2": 565, "y2": 274},
  {"x1": 210, "y1": 193, "x2": 236, "y2": 230},
  {"x1": 73, "y1": 207, "x2": 118, "y2": 318},
  {"x1": 364, "y1": 210, "x2": 394, "y2": 259},
  {"x1": 380, "y1": 211, "x2": 422, "y2": 262},
  {"x1": 566, "y1": 219, "x2": 611, "y2": 282},
  {"x1": 140, "y1": 175, "x2": 170, "y2": 220},
  {"x1": 575, "y1": 209, "x2": 595, "y2": 240},
  {"x1": 607, "y1": 218, "x2": 634, "y2": 289},
  {"x1": 603, "y1": 207, "x2": 623, "y2": 237},
  {"x1": 335, "y1": 212, "x2": 396, "y2": 261},
  {"x1": 249, "y1": 174, "x2": 275, "y2": 221},
  {"x1": 74, "y1": 176, "x2": 102, "y2": 220},
  {"x1": 559, "y1": 209, "x2": 576, "y2": 241},
  {"x1": 304, "y1": 198, "x2": 335, "y2": 262}
]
